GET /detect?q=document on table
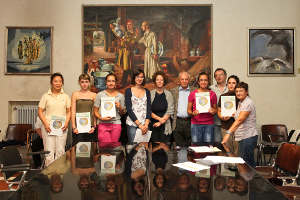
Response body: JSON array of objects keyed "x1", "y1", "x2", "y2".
[
  {"x1": 221, "y1": 96, "x2": 236, "y2": 117},
  {"x1": 49, "y1": 115, "x2": 66, "y2": 136},
  {"x1": 101, "y1": 155, "x2": 116, "y2": 174},
  {"x1": 101, "y1": 97, "x2": 116, "y2": 117},
  {"x1": 188, "y1": 146, "x2": 221, "y2": 153},
  {"x1": 195, "y1": 158, "x2": 218, "y2": 166},
  {"x1": 76, "y1": 112, "x2": 91, "y2": 133},
  {"x1": 196, "y1": 92, "x2": 210, "y2": 113},
  {"x1": 76, "y1": 142, "x2": 91, "y2": 157},
  {"x1": 133, "y1": 129, "x2": 152, "y2": 142},
  {"x1": 203, "y1": 156, "x2": 245, "y2": 164},
  {"x1": 173, "y1": 161, "x2": 210, "y2": 172}
]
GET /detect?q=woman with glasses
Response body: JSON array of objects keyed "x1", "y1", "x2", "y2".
[
  {"x1": 125, "y1": 69, "x2": 151, "y2": 143},
  {"x1": 222, "y1": 82, "x2": 258, "y2": 167},
  {"x1": 94, "y1": 73, "x2": 125, "y2": 148}
]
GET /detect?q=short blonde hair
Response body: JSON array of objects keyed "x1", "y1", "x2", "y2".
[{"x1": 78, "y1": 74, "x2": 90, "y2": 83}]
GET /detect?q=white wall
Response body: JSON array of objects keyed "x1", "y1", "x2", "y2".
[{"x1": 0, "y1": 0, "x2": 299, "y2": 140}]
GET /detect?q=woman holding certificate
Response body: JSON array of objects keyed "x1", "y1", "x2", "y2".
[
  {"x1": 217, "y1": 75, "x2": 240, "y2": 155},
  {"x1": 94, "y1": 73, "x2": 125, "y2": 148},
  {"x1": 150, "y1": 71, "x2": 174, "y2": 143},
  {"x1": 222, "y1": 82, "x2": 258, "y2": 167},
  {"x1": 38, "y1": 73, "x2": 71, "y2": 166},
  {"x1": 125, "y1": 69, "x2": 151, "y2": 143},
  {"x1": 187, "y1": 72, "x2": 217, "y2": 144}
]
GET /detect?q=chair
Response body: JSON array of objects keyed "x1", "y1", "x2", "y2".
[
  {"x1": 255, "y1": 143, "x2": 300, "y2": 186},
  {"x1": 275, "y1": 186, "x2": 300, "y2": 200},
  {"x1": 0, "y1": 146, "x2": 49, "y2": 191},
  {"x1": 258, "y1": 124, "x2": 288, "y2": 165},
  {"x1": 5, "y1": 124, "x2": 32, "y2": 148}
]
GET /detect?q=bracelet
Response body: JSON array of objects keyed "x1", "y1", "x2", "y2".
[
  {"x1": 137, "y1": 123, "x2": 141, "y2": 127},
  {"x1": 72, "y1": 127, "x2": 77, "y2": 130},
  {"x1": 227, "y1": 151, "x2": 232, "y2": 155},
  {"x1": 227, "y1": 130, "x2": 232, "y2": 135}
]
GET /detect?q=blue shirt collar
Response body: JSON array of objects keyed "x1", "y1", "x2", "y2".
[{"x1": 179, "y1": 85, "x2": 190, "y2": 92}]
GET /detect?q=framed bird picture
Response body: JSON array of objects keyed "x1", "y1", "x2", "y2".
[
  {"x1": 248, "y1": 28, "x2": 294, "y2": 76},
  {"x1": 5, "y1": 27, "x2": 53, "y2": 75}
]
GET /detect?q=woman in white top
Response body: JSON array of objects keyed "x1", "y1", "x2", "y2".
[
  {"x1": 38, "y1": 73, "x2": 70, "y2": 166},
  {"x1": 71, "y1": 74, "x2": 97, "y2": 145}
]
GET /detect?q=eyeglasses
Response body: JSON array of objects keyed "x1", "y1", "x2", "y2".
[
  {"x1": 214, "y1": 74, "x2": 224, "y2": 78},
  {"x1": 136, "y1": 76, "x2": 144, "y2": 79}
]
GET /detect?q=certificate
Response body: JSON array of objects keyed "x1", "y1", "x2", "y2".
[
  {"x1": 49, "y1": 115, "x2": 66, "y2": 136},
  {"x1": 100, "y1": 155, "x2": 116, "y2": 174},
  {"x1": 133, "y1": 129, "x2": 152, "y2": 142},
  {"x1": 101, "y1": 97, "x2": 116, "y2": 117},
  {"x1": 196, "y1": 92, "x2": 210, "y2": 113},
  {"x1": 76, "y1": 112, "x2": 91, "y2": 133},
  {"x1": 76, "y1": 142, "x2": 91, "y2": 157},
  {"x1": 221, "y1": 96, "x2": 236, "y2": 117}
]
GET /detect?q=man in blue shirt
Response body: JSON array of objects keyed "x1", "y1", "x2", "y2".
[{"x1": 170, "y1": 72, "x2": 196, "y2": 147}]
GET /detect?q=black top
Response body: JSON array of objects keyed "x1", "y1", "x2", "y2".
[{"x1": 150, "y1": 92, "x2": 168, "y2": 135}]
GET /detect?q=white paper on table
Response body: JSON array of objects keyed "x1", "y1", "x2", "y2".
[
  {"x1": 76, "y1": 112, "x2": 91, "y2": 133},
  {"x1": 195, "y1": 158, "x2": 217, "y2": 166},
  {"x1": 76, "y1": 142, "x2": 91, "y2": 157},
  {"x1": 203, "y1": 156, "x2": 245, "y2": 164},
  {"x1": 100, "y1": 155, "x2": 116, "y2": 174},
  {"x1": 196, "y1": 92, "x2": 210, "y2": 113},
  {"x1": 221, "y1": 96, "x2": 236, "y2": 117},
  {"x1": 49, "y1": 115, "x2": 66, "y2": 136},
  {"x1": 133, "y1": 129, "x2": 152, "y2": 142},
  {"x1": 188, "y1": 146, "x2": 221, "y2": 153},
  {"x1": 172, "y1": 161, "x2": 210, "y2": 172},
  {"x1": 101, "y1": 97, "x2": 116, "y2": 117}
]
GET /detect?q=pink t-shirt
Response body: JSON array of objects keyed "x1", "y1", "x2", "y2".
[{"x1": 188, "y1": 90, "x2": 217, "y2": 125}]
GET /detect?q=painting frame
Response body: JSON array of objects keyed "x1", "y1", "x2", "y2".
[
  {"x1": 82, "y1": 5, "x2": 213, "y2": 93},
  {"x1": 248, "y1": 27, "x2": 295, "y2": 77},
  {"x1": 5, "y1": 26, "x2": 53, "y2": 75}
]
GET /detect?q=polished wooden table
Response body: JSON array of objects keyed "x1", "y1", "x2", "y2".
[{"x1": 3, "y1": 142, "x2": 289, "y2": 200}]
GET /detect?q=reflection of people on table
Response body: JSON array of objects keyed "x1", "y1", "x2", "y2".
[
  {"x1": 150, "y1": 71, "x2": 174, "y2": 143},
  {"x1": 214, "y1": 175, "x2": 226, "y2": 191},
  {"x1": 94, "y1": 73, "x2": 125, "y2": 149},
  {"x1": 38, "y1": 73, "x2": 71, "y2": 166},
  {"x1": 222, "y1": 82, "x2": 258, "y2": 168},
  {"x1": 125, "y1": 69, "x2": 151, "y2": 143},
  {"x1": 198, "y1": 178, "x2": 210, "y2": 194},
  {"x1": 111, "y1": 19, "x2": 136, "y2": 86},
  {"x1": 173, "y1": 173, "x2": 199, "y2": 199},
  {"x1": 124, "y1": 142, "x2": 149, "y2": 197},
  {"x1": 71, "y1": 74, "x2": 97, "y2": 145},
  {"x1": 137, "y1": 21, "x2": 162, "y2": 82},
  {"x1": 151, "y1": 142, "x2": 174, "y2": 189},
  {"x1": 227, "y1": 177, "x2": 236, "y2": 193},
  {"x1": 42, "y1": 151, "x2": 70, "y2": 193}
]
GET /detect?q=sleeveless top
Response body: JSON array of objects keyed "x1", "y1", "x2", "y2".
[{"x1": 76, "y1": 99, "x2": 94, "y2": 127}]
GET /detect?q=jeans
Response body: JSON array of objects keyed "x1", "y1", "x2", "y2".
[
  {"x1": 214, "y1": 125, "x2": 222, "y2": 142},
  {"x1": 191, "y1": 124, "x2": 214, "y2": 144},
  {"x1": 127, "y1": 125, "x2": 138, "y2": 143},
  {"x1": 239, "y1": 135, "x2": 258, "y2": 168}
]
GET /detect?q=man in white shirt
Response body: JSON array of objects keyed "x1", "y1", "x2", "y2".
[{"x1": 209, "y1": 68, "x2": 228, "y2": 142}]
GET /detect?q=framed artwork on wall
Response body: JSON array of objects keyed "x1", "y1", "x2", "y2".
[
  {"x1": 248, "y1": 28, "x2": 295, "y2": 77},
  {"x1": 82, "y1": 5, "x2": 212, "y2": 93},
  {"x1": 5, "y1": 27, "x2": 53, "y2": 75}
]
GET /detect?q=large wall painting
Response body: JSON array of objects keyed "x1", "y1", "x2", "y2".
[
  {"x1": 83, "y1": 6, "x2": 212, "y2": 92},
  {"x1": 248, "y1": 28, "x2": 294, "y2": 76},
  {"x1": 5, "y1": 27, "x2": 52, "y2": 75}
]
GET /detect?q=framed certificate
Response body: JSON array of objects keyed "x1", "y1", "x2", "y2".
[
  {"x1": 101, "y1": 97, "x2": 116, "y2": 117},
  {"x1": 221, "y1": 96, "x2": 236, "y2": 117},
  {"x1": 196, "y1": 92, "x2": 210, "y2": 113}
]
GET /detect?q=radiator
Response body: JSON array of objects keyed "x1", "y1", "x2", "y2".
[{"x1": 15, "y1": 106, "x2": 38, "y2": 130}]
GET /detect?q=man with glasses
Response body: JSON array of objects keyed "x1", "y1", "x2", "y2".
[{"x1": 209, "y1": 68, "x2": 228, "y2": 142}]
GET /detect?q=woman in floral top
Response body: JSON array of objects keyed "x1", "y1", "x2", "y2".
[{"x1": 125, "y1": 69, "x2": 151, "y2": 143}]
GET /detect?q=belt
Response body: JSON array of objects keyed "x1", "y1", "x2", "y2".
[{"x1": 177, "y1": 117, "x2": 191, "y2": 121}]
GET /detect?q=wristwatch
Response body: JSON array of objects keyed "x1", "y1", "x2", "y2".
[{"x1": 227, "y1": 130, "x2": 232, "y2": 135}]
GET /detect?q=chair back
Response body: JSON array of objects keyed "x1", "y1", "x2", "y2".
[
  {"x1": 0, "y1": 146, "x2": 24, "y2": 179},
  {"x1": 275, "y1": 143, "x2": 300, "y2": 175},
  {"x1": 261, "y1": 124, "x2": 288, "y2": 143},
  {"x1": 6, "y1": 124, "x2": 32, "y2": 141}
]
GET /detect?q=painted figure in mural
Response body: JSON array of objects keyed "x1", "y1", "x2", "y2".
[
  {"x1": 18, "y1": 34, "x2": 44, "y2": 65},
  {"x1": 110, "y1": 19, "x2": 136, "y2": 86},
  {"x1": 137, "y1": 21, "x2": 162, "y2": 83}
]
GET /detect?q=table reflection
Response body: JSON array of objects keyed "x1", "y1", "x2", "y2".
[{"x1": 5, "y1": 142, "x2": 288, "y2": 200}]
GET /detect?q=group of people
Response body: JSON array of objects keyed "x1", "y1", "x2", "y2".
[{"x1": 37, "y1": 67, "x2": 258, "y2": 168}]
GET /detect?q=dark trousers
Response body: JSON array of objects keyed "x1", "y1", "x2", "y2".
[
  {"x1": 32, "y1": 136, "x2": 44, "y2": 168},
  {"x1": 72, "y1": 132, "x2": 96, "y2": 146},
  {"x1": 173, "y1": 118, "x2": 191, "y2": 147}
]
